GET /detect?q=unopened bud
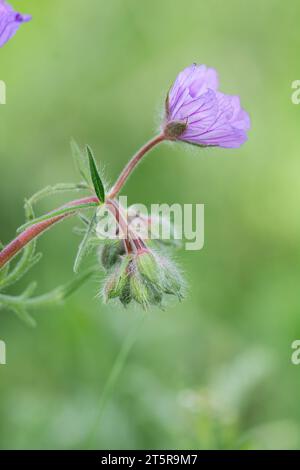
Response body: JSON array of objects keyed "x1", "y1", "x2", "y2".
[
  {"x1": 146, "y1": 282, "x2": 163, "y2": 306},
  {"x1": 161, "y1": 258, "x2": 185, "y2": 300},
  {"x1": 136, "y1": 251, "x2": 160, "y2": 285},
  {"x1": 102, "y1": 255, "x2": 132, "y2": 303},
  {"x1": 130, "y1": 273, "x2": 149, "y2": 309},
  {"x1": 119, "y1": 279, "x2": 132, "y2": 306},
  {"x1": 101, "y1": 240, "x2": 125, "y2": 270}
]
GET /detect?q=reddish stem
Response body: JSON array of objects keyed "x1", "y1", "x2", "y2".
[
  {"x1": 0, "y1": 135, "x2": 165, "y2": 270},
  {"x1": 0, "y1": 196, "x2": 99, "y2": 270},
  {"x1": 108, "y1": 133, "x2": 165, "y2": 199}
]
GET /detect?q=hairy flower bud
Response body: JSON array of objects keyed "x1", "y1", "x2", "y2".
[
  {"x1": 101, "y1": 240, "x2": 125, "y2": 271},
  {"x1": 161, "y1": 258, "x2": 185, "y2": 300},
  {"x1": 119, "y1": 278, "x2": 132, "y2": 307},
  {"x1": 130, "y1": 272, "x2": 150, "y2": 309},
  {"x1": 135, "y1": 251, "x2": 160, "y2": 286},
  {"x1": 102, "y1": 247, "x2": 185, "y2": 309},
  {"x1": 146, "y1": 281, "x2": 163, "y2": 306},
  {"x1": 103, "y1": 255, "x2": 132, "y2": 303}
]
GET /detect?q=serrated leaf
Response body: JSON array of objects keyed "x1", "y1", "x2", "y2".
[
  {"x1": 71, "y1": 139, "x2": 90, "y2": 184},
  {"x1": 86, "y1": 145, "x2": 105, "y2": 203},
  {"x1": 73, "y1": 214, "x2": 98, "y2": 273}
]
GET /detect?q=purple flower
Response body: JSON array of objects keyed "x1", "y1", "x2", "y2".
[
  {"x1": 0, "y1": 1, "x2": 31, "y2": 48},
  {"x1": 163, "y1": 64, "x2": 250, "y2": 148}
]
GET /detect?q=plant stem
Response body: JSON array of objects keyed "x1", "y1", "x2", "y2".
[
  {"x1": 0, "y1": 135, "x2": 165, "y2": 270},
  {"x1": 108, "y1": 133, "x2": 165, "y2": 199},
  {"x1": 0, "y1": 196, "x2": 99, "y2": 270}
]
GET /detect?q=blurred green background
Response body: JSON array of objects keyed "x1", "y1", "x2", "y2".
[{"x1": 0, "y1": 0, "x2": 300, "y2": 450}]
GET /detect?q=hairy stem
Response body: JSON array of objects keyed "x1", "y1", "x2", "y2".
[
  {"x1": 0, "y1": 196, "x2": 99, "y2": 270},
  {"x1": 0, "y1": 135, "x2": 165, "y2": 270},
  {"x1": 108, "y1": 133, "x2": 165, "y2": 199}
]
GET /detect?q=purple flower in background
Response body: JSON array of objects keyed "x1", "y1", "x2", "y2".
[
  {"x1": 163, "y1": 64, "x2": 250, "y2": 148},
  {"x1": 0, "y1": 1, "x2": 31, "y2": 48}
]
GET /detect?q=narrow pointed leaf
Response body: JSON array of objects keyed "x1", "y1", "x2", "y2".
[
  {"x1": 73, "y1": 214, "x2": 98, "y2": 273},
  {"x1": 17, "y1": 202, "x2": 98, "y2": 233},
  {"x1": 26, "y1": 182, "x2": 90, "y2": 208},
  {"x1": 86, "y1": 145, "x2": 105, "y2": 203}
]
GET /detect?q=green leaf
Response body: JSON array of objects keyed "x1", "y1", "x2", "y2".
[
  {"x1": 73, "y1": 213, "x2": 98, "y2": 273},
  {"x1": 0, "y1": 252, "x2": 42, "y2": 291},
  {"x1": 17, "y1": 202, "x2": 98, "y2": 233},
  {"x1": 86, "y1": 145, "x2": 105, "y2": 203},
  {"x1": 26, "y1": 182, "x2": 90, "y2": 208},
  {"x1": 71, "y1": 139, "x2": 91, "y2": 185},
  {"x1": 0, "y1": 267, "x2": 96, "y2": 326}
]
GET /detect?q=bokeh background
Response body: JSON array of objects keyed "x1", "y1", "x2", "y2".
[{"x1": 0, "y1": 0, "x2": 300, "y2": 450}]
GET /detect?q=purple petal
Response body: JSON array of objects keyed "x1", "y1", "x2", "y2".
[
  {"x1": 0, "y1": 13, "x2": 20, "y2": 47},
  {"x1": 0, "y1": 1, "x2": 13, "y2": 15},
  {"x1": 168, "y1": 64, "x2": 219, "y2": 116},
  {"x1": 182, "y1": 126, "x2": 248, "y2": 148},
  {"x1": 164, "y1": 64, "x2": 250, "y2": 149},
  {"x1": 176, "y1": 89, "x2": 219, "y2": 131},
  {"x1": 180, "y1": 91, "x2": 250, "y2": 148},
  {"x1": 0, "y1": 3, "x2": 31, "y2": 48}
]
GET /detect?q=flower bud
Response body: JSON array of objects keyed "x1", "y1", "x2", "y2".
[
  {"x1": 102, "y1": 255, "x2": 132, "y2": 303},
  {"x1": 146, "y1": 281, "x2": 163, "y2": 306},
  {"x1": 103, "y1": 269, "x2": 120, "y2": 302},
  {"x1": 130, "y1": 272, "x2": 149, "y2": 309},
  {"x1": 161, "y1": 258, "x2": 185, "y2": 300},
  {"x1": 100, "y1": 240, "x2": 125, "y2": 271},
  {"x1": 119, "y1": 279, "x2": 132, "y2": 307},
  {"x1": 136, "y1": 251, "x2": 160, "y2": 285}
]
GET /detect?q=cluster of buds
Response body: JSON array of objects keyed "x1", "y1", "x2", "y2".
[{"x1": 101, "y1": 244, "x2": 185, "y2": 309}]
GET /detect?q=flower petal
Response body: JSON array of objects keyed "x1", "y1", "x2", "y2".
[
  {"x1": 164, "y1": 64, "x2": 250, "y2": 148},
  {"x1": 0, "y1": 13, "x2": 20, "y2": 47},
  {"x1": 168, "y1": 64, "x2": 218, "y2": 115},
  {"x1": 0, "y1": 4, "x2": 31, "y2": 48}
]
